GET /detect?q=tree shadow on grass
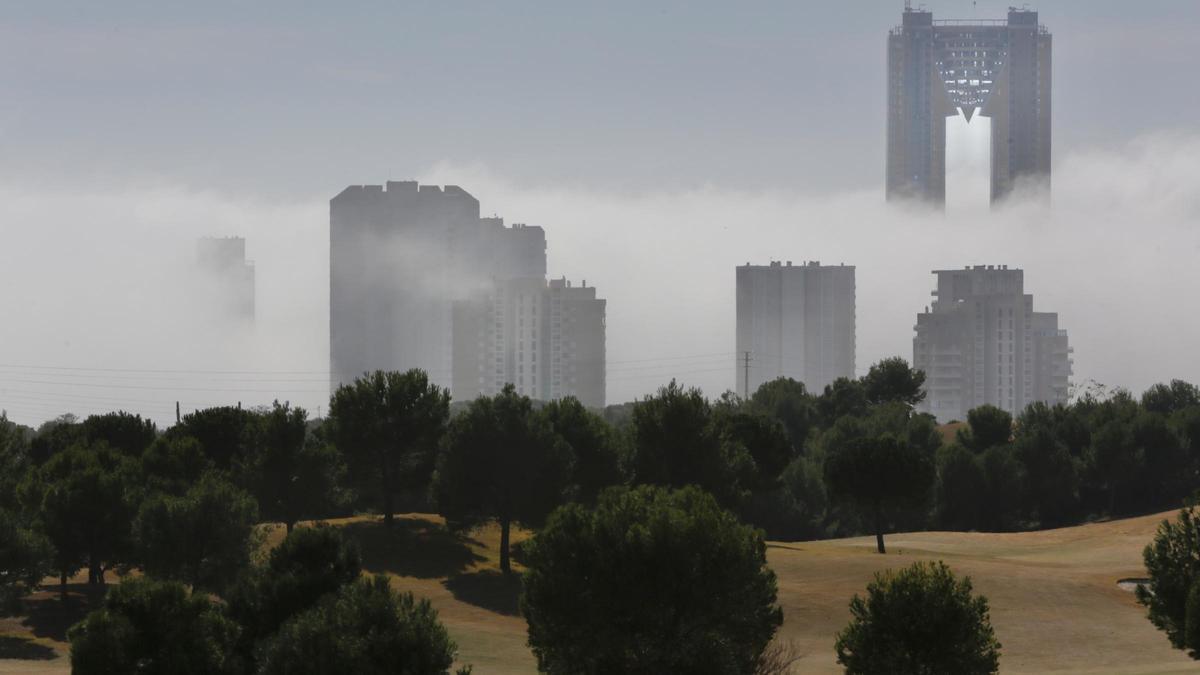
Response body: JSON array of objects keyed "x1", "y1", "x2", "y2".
[
  {"x1": 21, "y1": 583, "x2": 107, "y2": 644},
  {"x1": 443, "y1": 569, "x2": 522, "y2": 616},
  {"x1": 0, "y1": 635, "x2": 58, "y2": 661},
  {"x1": 340, "y1": 517, "x2": 486, "y2": 579}
]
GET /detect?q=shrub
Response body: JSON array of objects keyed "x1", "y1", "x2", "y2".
[
  {"x1": 835, "y1": 561, "x2": 1000, "y2": 674},
  {"x1": 521, "y1": 485, "x2": 782, "y2": 674}
]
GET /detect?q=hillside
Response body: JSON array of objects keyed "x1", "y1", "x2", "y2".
[{"x1": 2, "y1": 511, "x2": 1196, "y2": 674}]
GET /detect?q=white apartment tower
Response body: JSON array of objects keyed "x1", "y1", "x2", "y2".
[
  {"x1": 735, "y1": 261, "x2": 856, "y2": 397},
  {"x1": 452, "y1": 277, "x2": 605, "y2": 408},
  {"x1": 913, "y1": 265, "x2": 1072, "y2": 422}
]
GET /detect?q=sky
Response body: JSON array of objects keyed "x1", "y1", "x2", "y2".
[{"x1": 1, "y1": 1, "x2": 1198, "y2": 426}]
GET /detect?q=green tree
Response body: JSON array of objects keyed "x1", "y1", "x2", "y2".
[
  {"x1": 538, "y1": 397, "x2": 623, "y2": 504},
  {"x1": 140, "y1": 435, "x2": 213, "y2": 496},
  {"x1": 247, "y1": 402, "x2": 346, "y2": 532},
  {"x1": 749, "y1": 377, "x2": 818, "y2": 453},
  {"x1": 0, "y1": 507, "x2": 53, "y2": 615},
  {"x1": 1013, "y1": 425, "x2": 1078, "y2": 526},
  {"x1": 957, "y1": 405, "x2": 1012, "y2": 452},
  {"x1": 133, "y1": 472, "x2": 259, "y2": 592},
  {"x1": 626, "y1": 380, "x2": 745, "y2": 506},
  {"x1": 936, "y1": 445, "x2": 988, "y2": 531},
  {"x1": 82, "y1": 411, "x2": 158, "y2": 458},
  {"x1": 1138, "y1": 506, "x2": 1200, "y2": 657},
  {"x1": 0, "y1": 413, "x2": 32, "y2": 511},
  {"x1": 835, "y1": 561, "x2": 1001, "y2": 674},
  {"x1": 23, "y1": 442, "x2": 139, "y2": 589},
  {"x1": 171, "y1": 405, "x2": 259, "y2": 471},
  {"x1": 256, "y1": 575, "x2": 459, "y2": 675},
  {"x1": 226, "y1": 526, "x2": 362, "y2": 664},
  {"x1": 521, "y1": 485, "x2": 783, "y2": 674},
  {"x1": 1143, "y1": 380, "x2": 1200, "y2": 417},
  {"x1": 715, "y1": 406, "x2": 794, "y2": 493},
  {"x1": 817, "y1": 377, "x2": 869, "y2": 427},
  {"x1": 1130, "y1": 411, "x2": 1189, "y2": 510},
  {"x1": 68, "y1": 577, "x2": 241, "y2": 675},
  {"x1": 862, "y1": 357, "x2": 926, "y2": 407},
  {"x1": 824, "y1": 434, "x2": 934, "y2": 553},
  {"x1": 1088, "y1": 419, "x2": 1136, "y2": 515},
  {"x1": 434, "y1": 385, "x2": 572, "y2": 574},
  {"x1": 978, "y1": 446, "x2": 1024, "y2": 531},
  {"x1": 28, "y1": 414, "x2": 81, "y2": 465},
  {"x1": 327, "y1": 370, "x2": 450, "y2": 527}
]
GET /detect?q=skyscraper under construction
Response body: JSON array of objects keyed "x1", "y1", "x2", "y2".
[{"x1": 886, "y1": 6, "x2": 1051, "y2": 205}]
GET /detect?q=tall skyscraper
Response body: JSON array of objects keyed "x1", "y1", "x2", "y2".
[
  {"x1": 451, "y1": 277, "x2": 606, "y2": 408},
  {"x1": 329, "y1": 182, "x2": 545, "y2": 391},
  {"x1": 196, "y1": 236, "x2": 254, "y2": 322},
  {"x1": 330, "y1": 181, "x2": 605, "y2": 406},
  {"x1": 913, "y1": 265, "x2": 1072, "y2": 422},
  {"x1": 886, "y1": 6, "x2": 1051, "y2": 205},
  {"x1": 735, "y1": 261, "x2": 855, "y2": 397}
]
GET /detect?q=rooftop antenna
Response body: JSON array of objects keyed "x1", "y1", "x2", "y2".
[{"x1": 904, "y1": 0, "x2": 911, "y2": 9}]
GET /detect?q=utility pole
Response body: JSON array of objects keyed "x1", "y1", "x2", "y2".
[
  {"x1": 175, "y1": 401, "x2": 180, "y2": 424},
  {"x1": 742, "y1": 351, "x2": 752, "y2": 399}
]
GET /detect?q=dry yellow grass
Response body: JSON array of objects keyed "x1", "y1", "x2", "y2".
[{"x1": 2, "y1": 510, "x2": 1196, "y2": 674}]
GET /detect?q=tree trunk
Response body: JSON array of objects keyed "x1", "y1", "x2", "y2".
[
  {"x1": 286, "y1": 520, "x2": 294, "y2": 534},
  {"x1": 874, "y1": 501, "x2": 886, "y2": 555},
  {"x1": 383, "y1": 487, "x2": 394, "y2": 528},
  {"x1": 499, "y1": 515, "x2": 511, "y2": 575},
  {"x1": 88, "y1": 556, "x2": 101, "y2": 586},
  {"x1": 60, "y1": 570, "x2": 68, "y2": 601},
  {"x1": 382, "y1": 457, "x2": 394, "y2": 528}
]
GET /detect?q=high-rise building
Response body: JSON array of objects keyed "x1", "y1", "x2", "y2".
[
  {"x1": 913, "y1": 265, "x2": 1072, "y2": 422},
  {"x1": 451, "y1": 277, "x2": 606, "y2": 408},
  {"x1": 331, "y1": 181, "x2": 605, "y2": 406},
  {"x1": 196, "y1": 236, "x2": 254, "y2": 322},
  {"x1": 329, "y1": 182, "x2": 545, "y2": 391},
  {"x1": 886, "y1": 6, "x2": 1051, "y2": 205},
  {"x1": 735, "y1": 261, "x2": 855, "y2": 397}
]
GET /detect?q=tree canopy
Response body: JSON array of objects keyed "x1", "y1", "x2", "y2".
[
  {"x1": 68, "y1": 577, "x2": 242, "y2": 675},
  {"x1": 862, "y1": 357, "x2": 926, "y2": 407},
  {"x1": 327, "y1": 369, "x2": 450, "y2": 527},
  {"x1": 134, "y1": 471, "x2": 259, "y2": 592},
  {"x1": 521, "y1": 485, "x2": 782, "y2": 674},
  {"x1": 1138, "y1": 506, "x2": 1200, "y2": 657},
  {"x1": 433, "y1": 385, "x2": 572, "y2": 574},
  {"x1": 825, "y1": 433, "x2": 934, "y2": 553},
  {"x1": 256, "y1": 575, "x2": 460, "y2": 675},
  {"x1": 835, "y1": 561, "x2": 1001, "y2": 674}
]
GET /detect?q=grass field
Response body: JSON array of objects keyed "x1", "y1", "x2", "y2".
[{"x1": 2, "y1": 510, "x2": 1195, "y2": 674}]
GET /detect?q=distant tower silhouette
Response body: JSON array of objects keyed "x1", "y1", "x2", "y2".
[{"x1": 886, "y1": 7, "x2": 1051, "y2": 205}]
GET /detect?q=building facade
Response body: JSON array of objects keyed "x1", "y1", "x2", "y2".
[
  {"x1": 735, "y1": 261, "x2": 855, "y2": 397},
  {"x1": 913, "y1": 265, "x2": 1071, "y2": 422},
  {"x1": 331, "y1": 181, "x2": 605, "y2": 406},
  {"x1": 451, "y1": 277, "x2": 606, "y2": 408},
  {"x1": 886, "y1": 6, "x2": 1051, "y2": 205},
  {"x1": 196, "y1": 236, "x2": 255, "y2": 322}
]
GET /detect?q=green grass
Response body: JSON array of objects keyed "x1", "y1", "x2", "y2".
[{"x1": 3, "y1": 510, "x2": 1196, "y2": 674}]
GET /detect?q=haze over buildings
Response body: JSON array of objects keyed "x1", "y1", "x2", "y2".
[
  {"x1": 2, "y1": 3, "x2": 1199, "y2": 427},
  {"x1": 196, "y1": 236, "x2": 255, "y2": 323},
  {"x1": 887, "y1": 6, "x2": 1052, "y2": 205},
  {"x1": 453, "y1": 276, "x2": 606, "y2": 408},
  {"x1": 735, "y1": 261, "x2": 855, "y2": 397},
  {"x1": 329, "y1": 181, "x2": 605, "y2": 407},
  {"x1": 913, "y1": 265, "x2": 1071, "y2": 422}
]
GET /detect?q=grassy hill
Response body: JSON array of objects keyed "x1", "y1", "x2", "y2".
[{"x1": 2, "y1": 511, "x2": 1196, "y2": 674}]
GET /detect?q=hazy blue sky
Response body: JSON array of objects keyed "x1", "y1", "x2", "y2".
[
  {"x1": 2, "y1": 1, "x2": 1197, "y2": 197},
  {"x1": 2, "y1": 2, "x2": 1199, "y2": 424}
]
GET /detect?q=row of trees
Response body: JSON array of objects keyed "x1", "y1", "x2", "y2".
[{"x1": 5, "y1": 363, "x2": 1200, "y2": 598}]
